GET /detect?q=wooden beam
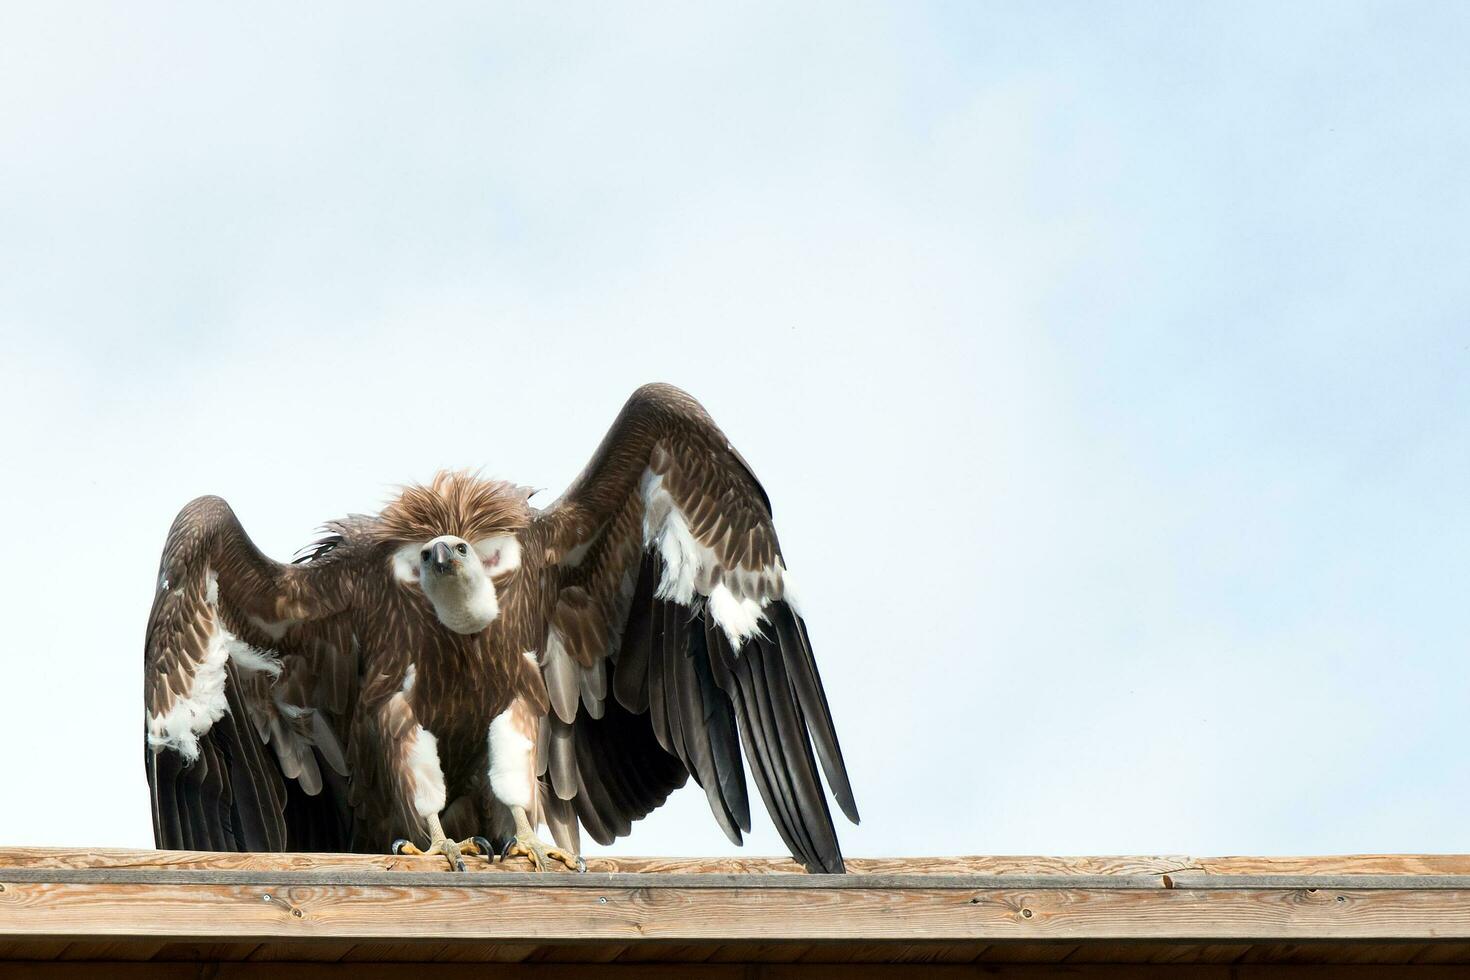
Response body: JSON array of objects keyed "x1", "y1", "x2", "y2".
[
  {"x1": 0, "y1": 848, "x2": 1201, "y2": 877},
  {"x1": 8, "y1": 848, "x2": 1470, "y2": 877},
  {"x1": 5, "y1": 850, "x2": 1470, "y2": 954},
  {"x1": 15, "y1": 883, "x2": 1467, "y2": 941},
  {"x1": 6, "y1": 966, "x2": 1470, "y2": 979}
]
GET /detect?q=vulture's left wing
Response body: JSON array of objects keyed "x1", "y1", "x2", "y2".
[
  {"x1": 532, "y1": 384, "x2": 858, "y2": 873},
  {"x1": 145, "y1": 495, "x2": 360, "y2": 852}
]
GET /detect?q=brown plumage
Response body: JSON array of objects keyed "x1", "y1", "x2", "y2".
[
  {"x1": 144, "y1": 383, "x2": 858, "y2": 872},
  {"x1": 374, "y1": 472, "x2": 536, "y2": 545}
]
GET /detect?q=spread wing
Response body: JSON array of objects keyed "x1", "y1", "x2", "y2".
[
  {"x1": 533, "y1": 383, "x2": 859, "y2": 873},
  {"x1": 144, "y1": 495, "x2": 361, "y2": 851}
]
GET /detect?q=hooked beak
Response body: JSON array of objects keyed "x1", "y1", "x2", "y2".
[{"x1": 430, "y1": 541, "x2": 453, "y2": 575}]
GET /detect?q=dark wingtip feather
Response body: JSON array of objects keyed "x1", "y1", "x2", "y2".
[{"x1": 773, "y1": 603, "x2": 860, "y2": 825}]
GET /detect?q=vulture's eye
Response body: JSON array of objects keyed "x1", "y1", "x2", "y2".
[
  {"x1": 421, "y1": 550, "x2": 430, "y2": 562},
  {"x1": 456, "y1": 543, "x2": 469, "y2": 556}
]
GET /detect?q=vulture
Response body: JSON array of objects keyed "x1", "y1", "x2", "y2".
[{"x1": 144, "y1": 383, "x2": 858, "y2": 873}]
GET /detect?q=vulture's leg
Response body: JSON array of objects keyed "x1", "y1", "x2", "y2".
[
  {"x1": 501, "y1": 805, "x2": 585, "y2": 873},
  {"x1": 392, "y1": 814, "x2": 492, "y2": 872}
]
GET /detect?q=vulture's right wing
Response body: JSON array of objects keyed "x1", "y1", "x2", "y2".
[
  {"x1": 144, "y1": 495, "x2": 360, "y2": 851},
  {"x1": 533, "y1": 384, "x2": 859, "y2": 873}
]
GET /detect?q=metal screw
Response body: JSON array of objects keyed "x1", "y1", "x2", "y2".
[
  {"x1": 1022, "y1": 908, "x2": 1033, "y2": 918},
  {"x1": 292, "y1": 908, "x2": 304, "y2": 918},
  {"x1": 261, "y1": 894, "x2": 272, "y2": 902},
  {"x1": 597, "y1": 896, "x2": 608, "y2": 905}
]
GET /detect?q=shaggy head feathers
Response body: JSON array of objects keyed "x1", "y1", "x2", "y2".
[{"x1": 374, "y1": 470, "x2": 535, "y2": 545}]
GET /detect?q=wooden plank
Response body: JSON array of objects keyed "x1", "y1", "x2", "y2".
[
  {"x1": 6, "y1": 879, "x2": 1470, "y2": 942},
  {"x1": 10, "y1": 847, "x2": 1470, "y2": 878},
  {"x1": 14, "y1": 866, "x2": 1470, "y2": 894},
  {"x1": 124, "y1": 939, "x2": 1460, "y2": 967},
  {"x1": 8, "y1": 965, "x2": 1470, "y2": 978},
  {"x1": 0, "y1": 848, "x2": 1199, "y2": 877},
  {"x1": 1194, "y1": 856, "x2": 1470, "y2": 876}
]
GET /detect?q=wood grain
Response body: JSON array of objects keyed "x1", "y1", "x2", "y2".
[
  {"x1": 9, "y1": 848, "x2": 1470, "y2": 877},
  {"x1": 7, "y1": 850, "x2": 1470, "y2": 970},
  {"x1": 0, "y1": 848, "x2": 1199, "y2": 877},
  {"x1": 5, "y1": 879, "x2": 1470, "y2": 942}
]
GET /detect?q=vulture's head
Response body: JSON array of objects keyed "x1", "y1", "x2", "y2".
[
  {"x1": 377, "y1": 470, "x2": 534, "y2": 635},
  {"x1": 415, "y1": 534, "x2": 501, "y2": 634}
]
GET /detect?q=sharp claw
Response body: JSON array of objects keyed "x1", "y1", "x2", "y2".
[
  {"x1": 469, "y1": 836, "x2": 493, "y2": 859},
  {"x1": 496, "y1": 832, "x2": 582, "y2": 872},
  {"x1": 455, "y1": 858, "x2": 466, "y2": 872},
  {"x1": 391, "y1": 838, "x2": 413, "y2": 855}
]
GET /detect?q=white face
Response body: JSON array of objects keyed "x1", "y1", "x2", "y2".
[
  {"x1": 392, "y1": 533, "x2": 522, "y2": 635},
  {"x1": 419, "y1": 534, "x2": 477, "y2": 583}
]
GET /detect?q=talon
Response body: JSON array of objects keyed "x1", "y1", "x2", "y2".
[
  {"x1": 467, "y1": 836, "x2": 493, "y2": 858},
  {"x1": 575, "y1": 855, "x2": 587, "y2": 873},
  {"x1": 438, "y1": 838, "x2": 465, "y2": 873},
  {"x1": 502, "y1": 832, "x2": 582, "y2": 872},
  {"x1": 391, "y1": 838, "x2": 423, "y2": 856}
]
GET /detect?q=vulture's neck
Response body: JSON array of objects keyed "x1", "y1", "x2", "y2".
[{"x1": 426, "y1": 573, "x2": 500, "y2": 634}]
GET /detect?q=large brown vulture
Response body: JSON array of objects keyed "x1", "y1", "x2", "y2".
[{"x1": 144, "y1": 383, "x2": 858, "y2": 872}]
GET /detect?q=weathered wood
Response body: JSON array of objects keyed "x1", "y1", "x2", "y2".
[
  {"x1": 6, "y1": 851, "x2": 1470, "y2": 969},
  {"x1": 8, "y1": 847, "x2": 1470, "y2": 877},
  {"x1": 5, "y1": 879, "x2": 1470, "y2": 942},
  {"x1": 0, "y1": 847, "x2": 1198, "y2": 877},
  {"x1": 1194, "y1": 856, "x2": 1470, "y2": 876}
]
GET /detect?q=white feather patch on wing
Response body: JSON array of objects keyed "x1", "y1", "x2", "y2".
[
  {"x1": 227, "y1": 635, "x2": 283, "y2": 678},
  {"x1": 708, "y1": 581, "x2": 768, "y2": 648},
  {"x1": 778, "y1": 564, "x2": 803, "y2": 618},
  {"x1": 487, "y1": 706, "x2": 535, "y2": 810},
  {"x1": 641, "y1": 468, "x2": 800, "y2": 652},
  {"x1": 641, "y1": 470, "x2": 715, "y2": 604},
  {"x1": 406, "y1": 724, "x2": 447, "y2": 817},
  {"x1": 146, "y1": 621, "x2": 230, "y2": 763},
  {"x1": 207, "y1": 567, "x2": 286, "y2": 676}
]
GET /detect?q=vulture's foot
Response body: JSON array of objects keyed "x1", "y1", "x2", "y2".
[
  {"x1": 500, "y1": 830, "x2": 585, "y2": 873},
  {"x1": 392, "y1": 835, "x2": 493, "y2": 873}
]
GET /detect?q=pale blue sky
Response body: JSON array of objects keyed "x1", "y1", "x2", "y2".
[{"x1": 1, "y1": 2, "x2": 1466, "y2": 858}]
